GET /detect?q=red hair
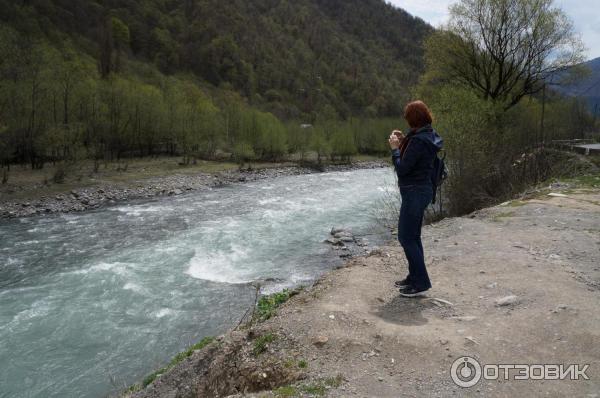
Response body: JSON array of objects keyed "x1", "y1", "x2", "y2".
[{"x1": 404, "y1": 100, "x2": 433, "y2": 129}]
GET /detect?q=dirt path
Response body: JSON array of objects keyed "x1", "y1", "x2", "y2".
[{"x1": 131, "y1": 187, "x2": 600, "y2": 398}]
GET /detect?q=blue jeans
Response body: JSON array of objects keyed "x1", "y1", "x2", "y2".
[{"x1": 398, "y1": 184, "x2": 433, "y2": 290}]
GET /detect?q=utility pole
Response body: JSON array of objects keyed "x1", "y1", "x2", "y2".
[{"x1": 540, "y1": 83, "x2": 546, "y2": 147}]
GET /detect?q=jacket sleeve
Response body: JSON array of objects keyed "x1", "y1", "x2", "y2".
[{"x1": 391, "y1": 139, "x2": 424, "y2": 177}]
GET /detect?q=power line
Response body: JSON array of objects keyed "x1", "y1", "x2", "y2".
[{"x1": 577, "y1": 76, "x2": 600, "y2": 96}]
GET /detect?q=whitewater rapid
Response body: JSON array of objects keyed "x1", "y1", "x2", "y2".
[{"x1": 0, "y1": 167, "x2": 395, "y2": 398}]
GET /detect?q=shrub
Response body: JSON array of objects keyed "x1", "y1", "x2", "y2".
[
  {"x1": 256, "y1": 289, "x2": 296, "y2": 321},
  {"x1": 141, "y1": 336, "x2": 214, "y2": 387},
  {"x1": 253, "y1": 333, "x2": 276, "y2": 356}
]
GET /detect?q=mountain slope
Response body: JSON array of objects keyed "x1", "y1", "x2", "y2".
[
  {"x1": 554, "y1": 57, "x2": 600, "y2": 112},
  {"x1": 0, "y1": 0, "x2": 431, "y2": 120}
]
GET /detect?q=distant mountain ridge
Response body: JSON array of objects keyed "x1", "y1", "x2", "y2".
[{"x1": 555, "y1": 57, "x2": 600, "y2": 112}]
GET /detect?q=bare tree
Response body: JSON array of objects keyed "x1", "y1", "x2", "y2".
[{"x1": 426, "y1": 0, "x2": 585, "y2": 110}]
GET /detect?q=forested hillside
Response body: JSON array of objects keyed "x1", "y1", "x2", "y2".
[
  {"x1": 554, "y1": 57, "x2": 600, "y2": 113},
  {"x1": 0, "y1": 0, "x2": 431, "y2": 170}
]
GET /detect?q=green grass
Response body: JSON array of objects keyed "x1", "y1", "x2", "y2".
[
  {"x1": 301, "y1": 384, "x2": 326, "y2": 396},
  {"x1": 507, "y1": 200, "x2": 528, "y2": 207},
  {"x1": 491, "y1": 211, "x2": 515, "y2": 222},
  {"x1": 283, "y1": 358, "x2": 307, "y2": 369},
  {"x1": 142, "y1": 368, "x2": 167, "y2": 388},
  {"x1": 274, "y1": 385, "x2": 299, "y2": 397},
  {"x1": 124, "y1": 383, "x2": 142, "y2": 395},
  {"x1": 562, "y1": 174, "x2": 600, "y2": 188},
  {"x1": 139, "y1": 336, "x2": 215, "y2": 387},
  {"x1": 523, "y1": 173, "x2": 600, "y2": 204},
  {"x1": 255, "y1": 288, "x2": 302, "y2": 322},
  {"x1": 587, "y1": 155, "x2": 600, "y2": 168},
  {"x1": 167, "y1": 336, "x2": 215, "y2": 367},
  {"x1": 300, "y1": 376, "x2": 344, "y2": 396},
  {"x1": 253, "y1": 333, "x2": 276, "y2": 356},
  {"x1": 273, "y1": 376, "x2": 343, "y2": 398},
  {"x1": 322, "y1": 375, "x2": 343, "y2": 388}
]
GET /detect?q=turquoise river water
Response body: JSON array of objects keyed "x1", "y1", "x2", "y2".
[{"x1": 0, "y1": 167, "x2": 395, "y2": 398}]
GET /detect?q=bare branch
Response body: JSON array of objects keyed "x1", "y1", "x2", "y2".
[{"x1": 429, "y1": 0, "x2": 585, "y2": 110}]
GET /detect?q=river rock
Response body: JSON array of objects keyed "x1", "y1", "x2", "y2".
[
  {"x1": 368, "y1": 247, "x2": 383, "y2": 257},
  {"x1": 495, "y1": 295, "x2": 520, "y2": 306},
  {"x1": 1, "y1": 161, "x2": 389, "y2": 219},
  {"x1": 262, "y1": 277, "x2": 284, "y2": 283},
  {"x1": 324, "y1": 238, "x2": 344, "y2": 246},
  {"x1": 334, "y1": 231, "x2": 353, "y2": 239},
  {"x1": 330, "y1": 227, "x2": 347, "y2": 235},
  {"x1": 312, "y1": 335, "x2": 329, "y2": 347},
  {"x1": 451, "y1": 316, "x2": 478, "y2": 322}
]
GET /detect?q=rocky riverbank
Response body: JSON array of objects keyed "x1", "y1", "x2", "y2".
[
  {"x1": 0, "y1": 160, "x2": 387, "y2": 219},
  {"x1": 125, "y1": 182, "x2": 600, "y2": 398}
]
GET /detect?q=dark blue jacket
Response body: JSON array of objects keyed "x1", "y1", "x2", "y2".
[{"x1": 391, "y1": 125, "x2": 443, "y2": 187}]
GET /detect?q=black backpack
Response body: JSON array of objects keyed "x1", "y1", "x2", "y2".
[{"x1": 430, "y1": 151, "x2": 448, "y2": 204}]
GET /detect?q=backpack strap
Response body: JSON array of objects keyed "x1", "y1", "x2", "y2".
[{"x1": 399, "y1": 135, "x2": 413, "y2": 158}]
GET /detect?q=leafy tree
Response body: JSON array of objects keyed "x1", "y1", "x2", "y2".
[
  {"x1": 232, "y1": 141, "x2": 255, "y2": 165},
  {"x1": 425, "y1": 0, "x2": 584, "y2": 110},
  {"x1": 111, "y1": 17, "x2": 130, "y2": 73},
  {"x1": 415, "y1": 1, "x2": 596, "y2": 216},
  {"x1": 286, "y1": 123, "x2": 311, "y2": 160},
  {"x1": 0, "y1": 0, "x2": 432, "y2": 119},
  {"x1": 309, "y1": 126, "x2": 331, "y2": 164},
  {"x1": 329, "y1": 126, "x2": 357, "y2": 162},
  {"x1": 5, "y1": 0, "x2": 591, "y2": 178},
  {"x1": 255, "y1": 111, "x2": 288, "y2": 160}
]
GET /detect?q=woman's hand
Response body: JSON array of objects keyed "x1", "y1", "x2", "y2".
[{"x1": 388, "y1": 130, "x2": 404, "y2": 150}]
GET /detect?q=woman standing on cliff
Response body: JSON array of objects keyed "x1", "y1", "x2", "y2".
[{"x1": 388, "y1": 101, "x2": 443, "y2": 297}]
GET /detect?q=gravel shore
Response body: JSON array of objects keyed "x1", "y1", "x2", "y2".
[{"x1": 0, "y1": 161, "x2": 387, "y2": 219}]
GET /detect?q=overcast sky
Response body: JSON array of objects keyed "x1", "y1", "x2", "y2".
[{"x1": 387, "y1": 0, "x2": 600, "y2": 60}]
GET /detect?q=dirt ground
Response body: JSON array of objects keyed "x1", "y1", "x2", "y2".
[
  {"x1": 272, "y1": 189, "x2": 600, "y2": 397},
  {"x1": 132, "y1": 187, "x2": 600, "y2": 398}
]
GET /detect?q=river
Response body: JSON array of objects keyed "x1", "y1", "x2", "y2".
[{"x1": 0, "y1": 167, "x2": 395, "y2": 398}]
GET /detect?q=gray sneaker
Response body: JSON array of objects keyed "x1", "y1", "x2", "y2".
[
  {"x1": 394, "y1": 278, "x2": 411, "y2": 288},
  {"x1": 399, "y1": 287, "x2": 429, "y2": 297}
]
